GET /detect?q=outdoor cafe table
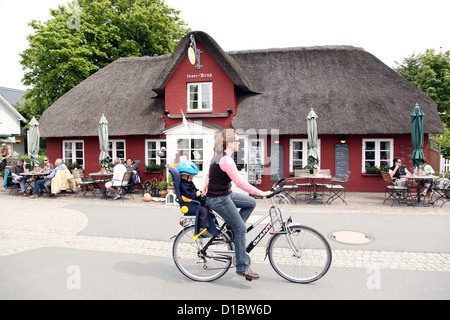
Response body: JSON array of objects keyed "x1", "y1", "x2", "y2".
[
  {"x1": 20, "y1": 171, "x2": 51, "y2": 192},
  {"x1": 89, "y1": 172, "x2": 113, "y2": 198},
  {"x1": 401, "y1": 174, "x2": 439, "y2": 207},
  {"x1": 302, "y1": 173, "x2": 332, "y2": 205}
]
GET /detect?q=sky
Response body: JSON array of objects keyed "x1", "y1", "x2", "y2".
[{"x1": 0, "y1": 0, "x2": 448, "y2": 91}]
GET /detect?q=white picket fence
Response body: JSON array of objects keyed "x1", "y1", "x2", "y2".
[{"x1": 440, "y1": 155, "x2": 450, "y2": 173}]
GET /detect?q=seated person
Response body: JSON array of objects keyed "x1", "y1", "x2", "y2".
[
  {"x1": 389, "y1": 157, "x2": 411, "y2": 186},
  {"x1": 29, "y1": 158, "x2": 70, "y2": 198},
  {"x1": 177, "y1": 160, "x2": 213, "y2": 237},
  {"x1": 125, "y1": 157, "x2": 141, "y2": 192},
  {"x1": 10, "y1": 159, "x2": 32, "y2": 196},
  {"x1": 413, "y1": 158, "x2": 435, "y2": 200},
  {"x1": 106, "y1": 158, "x2": 127, "y2": 200},
  {"x1": 40, "y1": 157, "x2": 54, "y2": 172}
]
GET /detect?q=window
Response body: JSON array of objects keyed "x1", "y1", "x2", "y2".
[
  {"x1": 145, "y1": 139, "x2": 166, "y2": 165},
  {"x1": 177, "y1": 138, "x2": 203, "y2": 171},
  {"x1": 187, "y1": 82, "x2": 212, "y2": 111},
  {"x1": 108, "y1": 140, "x2": 126, "y2": 162},
  {"x1": 63, "y1": 140, "x2": 84, "y2": 168},
  {"x1": 289, "y1": 139, "x2": 321, "y2": 171},
  {"x1": 362, "y1": 139, "x2": 393, "y2": 172}
]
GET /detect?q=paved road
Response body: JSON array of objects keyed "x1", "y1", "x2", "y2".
[{"x1": 0, "y1": 192, "x2": 449, "y2": 300}]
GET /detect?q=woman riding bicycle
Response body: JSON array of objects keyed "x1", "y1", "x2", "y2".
[{"x1": 204, "y1": 129, "x2": 271, "y2": 280}]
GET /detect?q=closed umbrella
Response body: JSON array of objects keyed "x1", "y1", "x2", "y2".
[
  {"x1": 28, "y1": 117, "x2": 40, "y2": 168},
  {"x1": 410, "y1": 104, "x2": 425, "y2": 170},
  {"x1": 307, "y1": 108, "x2": 319, "y2": 168},
  {"x1": 98, "y1": 114, "x2": 111, "y2": 168}
]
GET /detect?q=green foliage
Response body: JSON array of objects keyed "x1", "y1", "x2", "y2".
[
  {"x1": 158, "y1": 180, "x2": 168, "y2": 190},
  {"x1": 432, "y1": 123, "x2": 450, "y2": 158},
  {"x1": 395, "y1": 49, "x2": 450, "y2": 128},
  {"x1": 17, "y1": 0, "x2": 190, "y2": 121},
  {"x1": 144, "y1": 162, "x2": 165, "y2": 172},
  {"x1": 364, "y1": 165, "x2": 389, "y2": 174}
]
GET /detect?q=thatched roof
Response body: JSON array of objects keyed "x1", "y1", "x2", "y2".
[
  {"x1": 231, "y1": 46, "x2": 444, "y2": 135},
  {"x1": 40, "y1": 55, "x2": 169, "y2": 137},
  {"x1": 40, "y1": 31, "x2": 444, "y2": 137}
]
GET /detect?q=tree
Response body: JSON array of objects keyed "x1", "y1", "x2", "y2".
[
  {"x1": 395, "y1": 49, "x2": 450, "y2": 128},
  {"x1": 18, "y1": 0, "x2": 190, "y2": 121}
]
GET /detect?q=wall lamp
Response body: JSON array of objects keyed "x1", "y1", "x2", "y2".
[
  {"x1": 227, "y1": 108, "x2": 233, "y2": 114},
  {"x1": 339, "y1": 136, "x2": 347, "y2": 144},
  {"x1": 163, "y1": 110, "x2": 170, "y2": 117}
]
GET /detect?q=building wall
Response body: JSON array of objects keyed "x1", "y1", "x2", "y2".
[
  {"x1": 46, "y1": 135, "x2": 163, "y2": 174},
  {"x1": 267, "y1": 133, "x2": 427, "y2": 193},
  {"x1": 164, "y1": 40, "x2": 236, "y2": 129}
]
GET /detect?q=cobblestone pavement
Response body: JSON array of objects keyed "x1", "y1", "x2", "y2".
[{"x1": 1, "y1": 191, "x2": 449, "y2": 273}]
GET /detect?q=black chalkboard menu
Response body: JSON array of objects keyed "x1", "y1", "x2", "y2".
[
  {"x1": 335, "y1": 144, "x2": 349, "y2": 180},
  {"x1": 270, "y1": 144, "x2": 284, "y2": 181}
]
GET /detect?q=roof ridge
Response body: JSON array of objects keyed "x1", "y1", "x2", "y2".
[{"x1": 228, "y1": 45, "x2": 365, "y2": 55}]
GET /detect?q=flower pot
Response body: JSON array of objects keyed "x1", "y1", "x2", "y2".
[{"x1": 160, "y1": 190, "x2": 168, "y2": 198}]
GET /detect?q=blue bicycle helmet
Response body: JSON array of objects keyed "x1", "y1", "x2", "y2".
[{"x1": 177, "y1": 160, "x2": 199, "y2": 175}]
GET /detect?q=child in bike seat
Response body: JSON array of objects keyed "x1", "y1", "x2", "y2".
[{"x1": 177, "y1": 160, "x2": 215, "y2": 237}]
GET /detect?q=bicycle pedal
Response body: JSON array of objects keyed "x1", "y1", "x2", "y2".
[{"x1": 245, "y1": 277, "x2": 253, "y2": 282}]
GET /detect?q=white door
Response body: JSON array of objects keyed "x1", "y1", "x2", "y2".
[{"x1": 164, "y1": 122, "x2": 216, "y2": 190}]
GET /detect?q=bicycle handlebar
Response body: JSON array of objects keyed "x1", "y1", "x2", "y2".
[{"x1": 266, "y1": 178, "x2": 287, "y2": 199}]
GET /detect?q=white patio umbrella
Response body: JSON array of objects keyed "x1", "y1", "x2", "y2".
[
  {"x1": 307, "y1": 108, "x2": 319, "y2": 168},
  {"x1": 28, "y1": 116, "x2": 40, "y2": 168},
  {"x1": 98, "y1": 114, "x2": 111, "y2": 168}
]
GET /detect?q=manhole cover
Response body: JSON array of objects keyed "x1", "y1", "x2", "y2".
[{"x1": 328, "y1": 231, "x2": 374, "y2": 245}]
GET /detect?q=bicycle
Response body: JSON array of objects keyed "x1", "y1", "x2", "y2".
[{"x1": 172, "y1": 178, "x2": 332, "y2": 283}]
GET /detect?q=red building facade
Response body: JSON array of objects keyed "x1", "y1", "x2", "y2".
[{"x1": 41, "y1": 31, "x2": 442, "y2": 193}]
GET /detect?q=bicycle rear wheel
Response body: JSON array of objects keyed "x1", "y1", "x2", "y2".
[
  {"x1": 172, "y1": 226, "x2": 233, "y2": 282},
  {"x1": 268, "y1": 225, "x2": 332, "y2": 283}
]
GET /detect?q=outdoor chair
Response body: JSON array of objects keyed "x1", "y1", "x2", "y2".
[
  {"x1": 315, "y1": 169, "x2": 331, "y2": 199},
  {"x1": 116, "y1": 171, "x2": 134, "y2": 201},
  {"x1": 4, "y1": 169, "x2": 22, "y2": 196},
  {"x1": 281, "y1": 178, "x2": 298, "y2": 204},
  {"x1": 72, "y1": 169, "x2": 96, "y2": 198},
  {"x1": 294, "y1": 169, "x2": 312, "y2": 201},
  {"x1": 325, "y1": 171, "x2": 351, "y2": 205},
  {"x1": 381, "y1": 171, "x2": 410, "y2": 206},
  {"x1": 432, "y1": 178, "x2": 450, "y2": 207}
]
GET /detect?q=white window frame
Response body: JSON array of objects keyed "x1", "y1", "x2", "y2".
[
  {"x1": 176, "y1": 137, "x2": 204, "y2": 171},
  {"x1": 145, "y1": 139, "x2": 166, "y2": 165},
  {"x1": 108, "y1": 139, "x2": 126, "y2": 162},
  {"x1": 289, "y1": 138, "x2": 321, "y2": 172},
  {"x1": 62, "y1": 140, "x2": 85, "y2": 169},
  {"x1": 187, "y1": 82, "x2": 213, "y2": 112},
  {"x1": 362, "y1": 138, "x2": 394, "y2": 173}
]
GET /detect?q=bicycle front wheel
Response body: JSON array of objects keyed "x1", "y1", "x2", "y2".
[
  {"x1": 172, "y1": 226, "x2": 233, "y2": 282},
  {"x1": 268, "y1": 225, "x2": 332, "y2": 283}
]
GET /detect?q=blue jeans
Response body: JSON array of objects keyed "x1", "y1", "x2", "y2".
[
  {"x1": 32, "y1": 178, "x2": 51, "y2": 195},
  {"x1": 12, "y1": 175, "x2": 31, "y2": 192},
  {"x1": 205, "y1": 193, "x2": 256, "y2": 271}
]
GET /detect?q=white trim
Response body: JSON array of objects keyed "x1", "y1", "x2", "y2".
[
  {"x1": 361, "y1": 138, "x2": 394, "y2": 173},
  {"x1": 62, "y1": 140, "x2": 85, "y2": 169},
  {"x1": 0, "y1": 95, "x2": 26, "y2": 123},
  {"x1": 108, "y1": 139, "x2": 126, "y2": 161},
  {"x1": 289, "y1": 138, "x2": 321, "y2": 172},
  {"x1": 145, "y1": 139, "x2": 166, "y2": 165},
  {"x1": 187, "y1": 82, "x2": 213, "y2": 112}
]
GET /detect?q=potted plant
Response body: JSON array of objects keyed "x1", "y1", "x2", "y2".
[
  {"x1": 159, "y1": 181, "x2": 168, "y2": 198},
  {"x1": 365, "y1": 166, "x2": 381, "y2": 174},
  {"x1": 144, "y1": 163, "x2": 164, "y2": 173}
]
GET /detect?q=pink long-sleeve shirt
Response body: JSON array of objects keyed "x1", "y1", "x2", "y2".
[{"x1": 205, "y1": 154, "x2": 258, "y2": 195}]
